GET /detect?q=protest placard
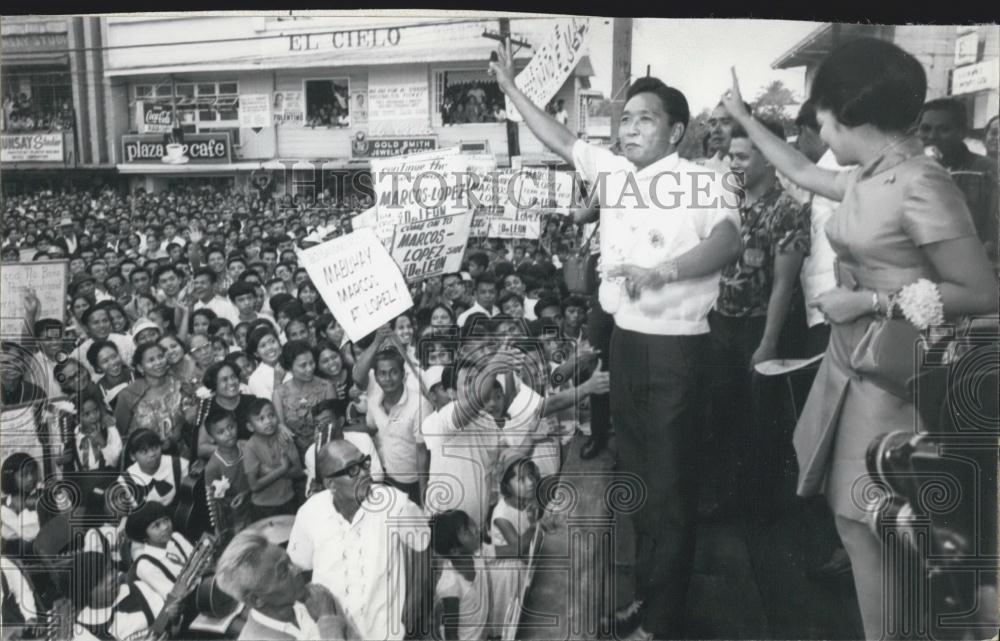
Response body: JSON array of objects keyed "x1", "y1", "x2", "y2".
[
  {"x1": 506, "y1": 18, "x2": 591, "y2": 121},
  {"x1": 515, "y1": 167, "x2": 575, "y2": 210},
  {"x1": 239, "y1": 94, "x2": 272, "y2": 128},
  {"x1": 0, "y1": 261, "x2": 68, "y2": 336},
  {"x1": 371, "y1": 146, "x2": 461, "y2": 237},
  {"x1": 390, "y1": 211, "x2": 472, "y2": 282},
  {"x1": 297, "y1": 228, "x2": 412, "y2": 342}
]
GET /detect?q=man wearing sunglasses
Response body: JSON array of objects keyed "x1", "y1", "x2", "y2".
[{"x1": 287, "y1": 440, "x2": 430, "y2": 641}]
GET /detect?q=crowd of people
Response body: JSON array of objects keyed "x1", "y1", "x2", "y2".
[
  {"x1": 440, "y1": 81, "x2": 507, "y2": 125},
  {"x1": 2, "y1": 94, "x2": 75, "y2": 133},
  {"x1": 1, "y1": 35, "x2": 998, "y2": 641}
]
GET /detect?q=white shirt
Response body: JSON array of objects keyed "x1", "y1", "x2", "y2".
[
  {"x1": 456, "y1": 303, "x2": 500, "y2": 329},
  {"x1": 194, "y1": 295, "x2": 241, "y2": 326},
  {"x1": 287, "y1": 486, "x2": 429, "y2": 641},
  {"x1": 0, "y1": 498, "x2": 39, "y2": 543},
  {"x1": 572, "y1": 140, "x2": 740, "y2": 335},
  {"x1": 800, "y1": 149, "x2": 852, "y2": 327},
  {"x1": 119, "y1": 455, "x2": 189, "y2": 508},
  {"x1": 247, "y1": 363, "x2": 291, "y2": 402},
  {"x1": 133, "y1": 532, "x2": 194, "y2": 600},
  {"x1": 74, "y1": 425, "x2": 123, "y2": 470},
  {"x1": 247, "y1": 604, "x2": 322, "y2": 641},
  {"x1": 72, "y1": 333, "x2": 136, "y2": 380},
  {"x1": 74, "y1": 581, "x2": 163, "y2": 641},
  {"x1": 421, "y1": 402, "x2": 502, "y2": 528},
  {"x1": 365, "y1": 382, "x2": 429, "y2": 484},
  {"x1": 434, "y1": 556, "x2": 490, "y2": 641}
]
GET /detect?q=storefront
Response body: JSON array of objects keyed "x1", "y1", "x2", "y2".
[{"x1": 103, "y1": 15, "x2": 596, "y2": 196}]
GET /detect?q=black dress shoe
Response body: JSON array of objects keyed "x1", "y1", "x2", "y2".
[
  {"x1": 601, "y1": 598, "x2": 645, "y2": 637},
  {"x1": 580, "y1": 435, "x2": 607, "y2": 460}
]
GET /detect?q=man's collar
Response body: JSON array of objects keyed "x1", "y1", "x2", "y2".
[{"x1": 636, "y1": 151, "x2": 680, "y2": 178}]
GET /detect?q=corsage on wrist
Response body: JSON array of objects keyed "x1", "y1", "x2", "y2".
[{"x1": 895, "y1": 279, "x2": 944, "y2": 330}]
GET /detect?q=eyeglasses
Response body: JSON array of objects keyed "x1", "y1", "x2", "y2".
[{"x1": 327, "y1": 455, "x2": 371, "y2": 479}]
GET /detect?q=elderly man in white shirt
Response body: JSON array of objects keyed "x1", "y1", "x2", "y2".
[
  {"x1": 287, "y1": 440, "x2": 430, "y2": 641},
  {"x1": 492, "y1": 45, "x2": 741, "y2": 641}
]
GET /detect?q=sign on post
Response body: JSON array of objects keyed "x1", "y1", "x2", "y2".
[
  {"x1": 506, "y1": 18, "x2": 591, "y2": 122},
  {"x1": 390, "y1": 211, "x2": 472, "y2": 282},
  {"x1": 298, "y1": 228, "x2": 413, "y2": 342},
  {"x1": 0, "y1": 261, "x2": 68, "y2": 336}
]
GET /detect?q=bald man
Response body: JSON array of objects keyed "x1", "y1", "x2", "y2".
[{"x1": 287, "y1": 441, "x2": 430, "y2": 641}]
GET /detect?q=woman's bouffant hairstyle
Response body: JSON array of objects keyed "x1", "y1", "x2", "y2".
[{"x1": 809, "y1": 38, "x2": 927, "y2": 133}]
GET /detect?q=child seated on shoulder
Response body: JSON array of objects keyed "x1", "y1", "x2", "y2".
[
  {"x1": 303, "y1": 399, "x2": 382, "y2": 497},
  {"x1": 242, "y1": 397, "x2": 303, "y2": 521},
  {"x1": 203, "y1": 406, "x2": 251, "y2": 533},
  {"x1": 431, "y1": 509, "x2": 490, "y2": 641}
]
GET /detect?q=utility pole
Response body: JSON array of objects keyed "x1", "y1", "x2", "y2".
[
  {"x1": 499, "y1": 17, "x2": 520, "y2": 160},
  {"x1": 610, "y1": 18, "x2": 633, "y2": 148}
]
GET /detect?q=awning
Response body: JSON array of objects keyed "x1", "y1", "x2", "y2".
[
  {"x1": 771, "y1": 23, "x2": 890, "y2": 70},
  {"x1": 116, "y1": 161, "x2": 263, "y2": 174}
]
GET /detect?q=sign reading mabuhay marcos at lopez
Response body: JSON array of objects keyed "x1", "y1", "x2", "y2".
[
  {"x1": 121, "y1": 132, "x2": 232, "y2": 164},
  {"x1": 1, "y1": 133, "x2": 64, "y2": 163}
]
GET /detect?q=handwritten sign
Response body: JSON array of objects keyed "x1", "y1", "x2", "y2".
[
  {"x1": 507, "y1": 18, "x2": 590, "y2": 122},
  {"x1": 368, "y1": 68, "x2": 431, "y2": 136},
  {"x1": 513, "y1": 167, "x2": 575, "y2": 210},
  {"x1": 239, "y1": 94, "x2": 272, "y2": 129},
  {"x1": 371, "y1": 147, "x2": 462, "y2": 241},
  {"x1": 492, "y1": 208, "x2": 542, "y2": 239},
  {"x1": 1, "y1": 134, "x2": 65, "y2": 163},
  {"x1": 272, "y1": 91, "x2": 305, "y2": 125},
  {"x1": 0, "y1": 261, "x2": 68, "y2": 336},
  {"x1": 298, "y1": 228, "x2": 413, "y2": 342},
  {"x1": 390, "y1": 212, "x2": 472, "y2": 282}
]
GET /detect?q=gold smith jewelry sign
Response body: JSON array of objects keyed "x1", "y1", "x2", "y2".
[{"x1": 121, "y1": 132, "x2": 232, "y2": 164}]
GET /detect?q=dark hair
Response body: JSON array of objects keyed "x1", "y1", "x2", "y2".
[
  {"x1": 730, "y1": 117, "x2": 785, "y2": 143},
  {"x1": 795, "y1": 101, "x2": 820, "y2": 132},
  {"x1": 809, "y1": 38, "x2": 926, "y2": 132},
  {"x1": 428, "y1": 304, "x2": 456, "y2": 325},
  {"x1": 202, "y1": 360, "x2": 239, "y2": 391},
  {"x1": 1, "y1": 453, "x2": 39, "y2": 495},
  {"x1": 919, "y1": 98, "x2": 968, "y2": 130},
  {"x1": 269, "y1": 293, "x2": 294, "y2": 315},
  {"x1": 373, "y1": 347, "x2": 405, "y2": 372},
  {"x1": 226, "y1": 254, "x2": 247, "y2": 268},
  {"x1": 32, "y1": 317, "x2": 63, "y2": 338},
  {"x1": 193, "y1": 266, "x2": 217, "y2": 283},
  {"x1": 280, "y1": 340, "x2": 314, "y2": 370},
  {"x1": 80, "y1": 304, "x2": 109, "y2": 327},
  {"x1": 204, "y1": 406, "x2": 236, "y2": 434},
  {"x1": 626, "y1": 77, "x2": 691, "y2": 142},
  {"x1": 131, "y1": 341, "x2": 164, "y2": 370},
  {"x1": 153, "y1": 264, "x2": 182, "y2": 283},
  {"x1": 467, "y1": 252, "x2": 489, "y2": 271},
  {"x1": 189, "y1": 308, "x2": 218, "y2": 333},
  {"x1": 498, "y1": 291, "x2": 524, "y2": 310},
  {"x1": 208, "y1": 317, "x2": 234, "y2": 337},
  {"x1": 86, "y1": 339, "x2": 118, "y2": 372},
  {"x1": 67, "y1": 551, "x2": 113, "y2": 610},
  {"x1": 126, "y1": 428, "x2": 163, "y2": 459},
  {"x1": 227, "y1": 281, "x2": 256, "y2": 302},
  {"x1": 310, "y1": 398, "x2": 347, "y2": 420},
  {"x1": 431, "y1": 509, "x2": 473, "y2": 556},
  {"x1": 474, "y1": 274, "x2": 497, "y2": 290},
  {"x1": 499, "y1": 457, "x2": 541, "y2": 499},
  {"x1": 246, "y1": 326, "x2": 279, "y2": 359},
  {"x1": 533, "y1": 296, "x2": 562, "y2": 319},
  {"x1": 278, "y1": 300, "x2": 306, "y2": 321},
  {"x1": 245, "y1": 396, "x2": 273, "y2": 418}
]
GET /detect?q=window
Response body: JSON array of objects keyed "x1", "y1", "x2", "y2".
[
  {"x1": 131, "y1": 80, "x2": 239, "y2": 132},
  {"x1": 433, "y1": 69, "x2": 505, "y2": 126},
  {"x1": 2, "y1": 67, "x2": 74, "y2": 132},
  {"x1": 304, "y1": 79, "x2": 350, "y2": 128}
]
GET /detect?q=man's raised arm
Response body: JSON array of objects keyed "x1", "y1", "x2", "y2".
[{"x1": 489, "y1": 41, "x2": 578, "y2": 165}]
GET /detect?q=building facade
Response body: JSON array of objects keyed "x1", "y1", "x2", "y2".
[
  {"x1": 772, "y1": 23, "x2": 999, "y2": 134},
  {"x1": 101, "y1": 15, "x2": 595, "y2": 196}
]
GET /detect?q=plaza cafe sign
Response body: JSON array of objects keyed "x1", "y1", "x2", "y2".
[{"x1": 121, "y1": 132, "x2": 232, "y2": 164}]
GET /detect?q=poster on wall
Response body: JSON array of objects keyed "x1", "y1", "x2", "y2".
[
  {"x1": 351, "y1": 76, "x2": 369, "y2": 127},
  {"x1": 506, "y1": 18, "x2": 591, "y2": 122},
  {"x1": 1, "y1": 133, "x2": 64, "y2": 163},
  {"x1": 272, "y1": 91, "x2": 305, "y2": 125},
  {"x1": 239, "y1": 94, "x2": 271, "y2": 128},
  {"x1": 367, "y1": 67, "x2": 431, "y2": 136},
  {"x1": 136, "y1": 101, "x2": 175, "y2": 134}
]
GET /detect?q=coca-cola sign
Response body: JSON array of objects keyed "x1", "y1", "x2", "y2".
[
  {"x1": 121, "y1": 132, "x2": 232, "y2": 164},
  {"x1": 137, "y1": 101, "x2": 175, "y2": 133}
]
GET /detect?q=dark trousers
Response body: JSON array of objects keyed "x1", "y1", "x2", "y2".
[
  {"x1": 610, "y1": 327, "x2": 704, "y2": 638},
  {"x1": 702, "y1": 311, "x2": 791, "y2": 510},
  {"x1": 587, "y1": 295, "x2": 614, "y2": 440}
]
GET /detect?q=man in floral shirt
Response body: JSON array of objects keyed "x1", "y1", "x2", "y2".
[{"x1": 703, "y1": 118, "x2": 811, "y2": 518}]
